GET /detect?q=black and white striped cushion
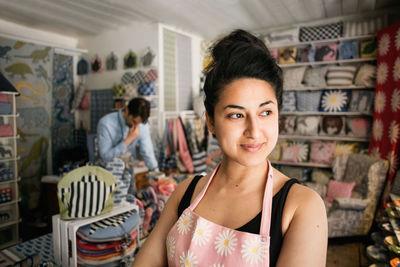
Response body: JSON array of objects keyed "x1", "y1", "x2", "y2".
[{"x1": 89, "y1": 210, "x2": 135, "y2": 235}]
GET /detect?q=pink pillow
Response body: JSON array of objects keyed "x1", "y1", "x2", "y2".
[
  {"x1": 310, "y1": 141, "x2": 336, "y2": 165},
  {"x1": 0, "y1": 94, "x2": 9, "y2": 103},
  {"x1": 325, "y1": 180, "x2": 356, "y2": 203},
  {"x1": 280, "y1": 145, "x2": 299, "y2": 163}
]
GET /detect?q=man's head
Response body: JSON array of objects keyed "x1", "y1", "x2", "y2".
[{"x1": 123, "y1": 97, "x2": 151, "y2": 127}]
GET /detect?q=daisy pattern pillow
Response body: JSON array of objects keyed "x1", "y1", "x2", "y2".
[
  {"x1": 292, "y1": 142, "x2": 310, "y2": 162},
  {"x1": 320, "y1": 89, "x2": 350, "y2": 112},
  {"x1": 354, "y1": 64, "x2": 376, "y2": 87}
]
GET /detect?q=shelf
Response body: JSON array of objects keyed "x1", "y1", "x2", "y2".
[
  {"x1": 0, "y1": 238, "x2": 19, "y2": 251},
  {"x1": 279, "y1": 135, "x2": 370, "y2": 142},
  {"x1": 279, "y1": 57, "x2": 376, "y2": 68},
  {"x1": 0, "y1": 177, "x2": 21, "y2": 186},
  {"x1": 0, "y1": 156, "x2": 20, "y2": 163},
  {"x1": 280, "y1": 111, "x2": 373, "y2": 116},
  {"x1": 268, "y1": 34, "x2": 376, "y2": 49},
  {"x1": 0, "y1": 113, "x2": 19, "y2": 118},
  {"x1": 0, "y1": 219, "x2": 21, "y2": 229},
  {"x1": 271, "y1": 161, "x2": 331, "y2": 168},
  {"x1": 0, "y1": 199, "x2": 20, "y2": 208},
  {"x1": 0, "y1": 135, "x2": 19, "y2": 141},
  {"x1": 283, "y1": 85, "x2": 375, "y2": 91}
]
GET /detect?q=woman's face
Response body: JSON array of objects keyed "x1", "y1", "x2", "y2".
[{"x1": 207, "y1": 78, "x2": 279, "y2": 167}]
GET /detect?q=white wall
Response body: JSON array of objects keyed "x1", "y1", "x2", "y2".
[{"x1": 78, "y1": 21, "x2": 159, "y2": 90}]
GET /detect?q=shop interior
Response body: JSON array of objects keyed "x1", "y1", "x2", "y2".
[{"x1": 0, "y1": 0, "x2": 400, "y2": 266}]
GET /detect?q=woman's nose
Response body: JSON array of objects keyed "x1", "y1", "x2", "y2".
[{"x1": 244, "y1": 116, "x2": 261, "y2": 138}]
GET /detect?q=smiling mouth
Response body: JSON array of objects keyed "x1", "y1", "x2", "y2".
[{"x1": 240, "y1": 143, "x2": 264, "y2": 152}]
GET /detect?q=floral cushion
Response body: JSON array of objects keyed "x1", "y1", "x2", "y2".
[
  {"x1": 281, "y1": 91, "x2": 297, "y2": 112},
  {"x1": 320, "y1": 89, "x2": 350, "y2": 112},
  {"x1": 302, "y1": 66, "x2": 328, "y2": 87},
  {"x1": 292, "y1": 142, "x2": 310, "y2": 162},
  {"x1": 315, "y1": 43, "x2": 338, "y2": 61},
  {"x1": 296, "y1": 91, "x2": 322, "y2": 111},
  {"x1": 282, "y1": 67, "x2": 306, "y2": 89},
  {"x1": 310, "y1": 141, "x2": 336, "y2": 165},
  {"x1": 279, "y1": 116, "x2": 296, "y2": 134},
  {"x1": 346, "y1": 117, "x2": 371, "y2": 137},
  {"x1": 326, "y1": 66, "x2": 357, "y2": 86},
  {"x1": 280, "y1": 144, "x2": 299, "y2": 163},
  {"x1": 354, "y1": 64, "x2": 376, "y2": 87},
  {"x1": 349, "y1": 90, "x2": 374, "y2": 113},
  {"x1": 325, "y1": 180, "x2": 356, "y2": 203},
  {"x1": 296, "y1": 116, "x2": 320, "y2": 136},
  {"x1": 278, "y1": 47, "x2": 297, "y2": 64},
  {"x1": 320, "y1": 116, "x2": 345, "y2": 135},
  {"x1": 334, "y1": 143, "x2": 357, "y2": 157}
]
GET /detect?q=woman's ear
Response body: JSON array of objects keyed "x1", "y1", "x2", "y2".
[{"x1": 205, "y1": 111, "x2": 215, "y2": 135}]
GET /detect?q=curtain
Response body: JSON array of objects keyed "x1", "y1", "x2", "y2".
[{"x1": 369, "y1": 22, "x2": 400, "y2": 195}]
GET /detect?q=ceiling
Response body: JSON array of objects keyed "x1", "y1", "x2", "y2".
[{"x1": 0, "y1": 0, "x2": 399, "y2": 41}]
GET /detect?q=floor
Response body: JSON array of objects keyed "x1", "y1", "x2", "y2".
[{"x1": 327, "y1": 240, "x2": 370, "y2": 267}]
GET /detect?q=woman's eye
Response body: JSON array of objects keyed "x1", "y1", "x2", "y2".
[
  {"x1": 261, "y1": 110, "x2": 271, "y2": 116},
  {"x1": 228, "y1": 113, "x2": 243, "y2": 119}
]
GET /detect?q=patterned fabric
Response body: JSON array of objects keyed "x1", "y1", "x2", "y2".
[
  {"x1": 192, "y1": 150, "x2": 207, "y2": 173},
  {"x1": 320, "y1": 116, "x2": 345, "y2": 136},
  {"x1": 315, "y1": 43, "x2": 338, "y2": 61},
  {"x1": 280, "y1": 145, "x2": 299, "y2": 163},
  {"x1": 0, "y1": 145, "x2": 12, "y2": 159},
  {"x1": 320, "y1": 90, "x2": 350, "y2": 112},
  {"x1": 310, "y1": 141, "x2": 336, "y2": 165},
  {"x1": 77, "y1": 58, "x2": 89, "y2": 75},
  {"x1": 334, "y1": 143, "x2": 357, "y2": 157},
  {"x1": 296, "y1": 44, "x2": 315, "y2": 63},
  {"x1": 296, "y1": 116, "x2": 319, "y2": 136},
  {"x1": 0, "y1": 187, "x2": 12, "y2": 203},
  {"x1": 293, "y1": 142, "x2": 310, "y2": 162},
  {"x1": 0, "y1": 163, "x2": 14, "y2": 182},
  {"x1": 299, "y1": 22, "x2": 343, "y2": 42},
  {"x1": 87, "y1": 210, "x2": 137, "y2": 236},
  {"x1": 105, "y1": 158, "x2": 131, "y2": 205},
  {"x1": 281, "y1": 91, "x2": 296, "y2": 112},
  {"x1": 131, "y1": 70, "x2": 145, "y2": 85},
  {"x1": 138, "y1": 82, "x2": 155, "y2": 96},
  {"x1": 349, "y1": 90, "x2": 374, "y2": 112},
  {"x1": 296, "y1": 91, "x2": 322, "y2": 111},
  {"x1": 311, "y1": 169, "x2": 331, "y2": 185},
  {"x1": 338, "y1": 41, "x2": 360, "y2": 60},
  {"x1": 278, "y1": 47, "x2": 297, "y2": 64},
  {"x1": 121, "y1": 72, "x2": 133, "y2": 84},
  {"x1": 346, "y1": 117, "x2": 371, "y2": 137},
  {"x1": 360, "y1": 39, "x2": 377, "y2": 58},
  {"x1": 369, "y1": 22, "x2": 400, "y2": 196},
  {"x1": 90, "y1": 89, "x2": 113, "y2": 133},
  {"x1": 326, "y1": 66, "x2": 357, "y2": 86},
  {"x1": 354, "y1": 64, "x2": 376, "y2": 87},
  {"x1": 144, "y1": 69, "x2": 158, "y2": 83}
]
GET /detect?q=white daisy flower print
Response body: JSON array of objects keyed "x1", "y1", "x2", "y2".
[
  {"x1": 321, "y1": 90, "x2": 348, "y2": 112},
  {"x1": 192, "y1": 220, "x2": 211, "y2": 246},
  {"x1": 394, "y1": 58, "x2": 400, "y2": 82},
  {"x1": 214, "y1": 229, "x2": 237, "y2": 256},
  {"x1": 373, "y1": 119, "x2": 384, "y2": 141},
  {"x1": 392, "y1": 89, "x2": 400, "y2": 112},
  {"x1": 179, "y1": 250, "x2": 198, "y2": 267},
  {"x1": 375, "y1": 91, "x2": 386, "y2": 113},
  {"x1": 379, "y1": 34, "x2": 390, "y2": 56},
  {"x1": 396, "y1": 28, "x2": 400, "y2": 50},
  {"x1": 166, "y1": 236, "x2": 175, "y2": 261},
  {"x1": 387, "y1": 151, "x2": 399, "y2": 175},
  {"x1": 377, "y1": 63, "x2": 388, "y2": 84},
  {"x1": 294, "y1": 142, "x2": 309, "y2": 162},
  {"x1": 241, "y1": 236, "x2": 267, "y2": 264},
  {"x1": 389, "y1": 121, "x2": 399, "y2": 144},
  {"x1": 177, "y1": 213, "x2": 193, "y2": 235},
  {"x1": 370, "y1": 147, "x2": 381, "y2": 159}
]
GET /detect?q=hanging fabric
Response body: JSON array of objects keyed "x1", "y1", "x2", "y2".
[
  {"x1": 176, "y1": 118, "x2": 194, "y2": 173},
  {"x1": 106, "y1": 51, "x2": 118, "y2": 71},
  {"x1": 91, "y1": 55, "x2": 103, "y2": 73}
]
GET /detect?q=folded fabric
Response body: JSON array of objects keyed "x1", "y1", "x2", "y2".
[
  {"x1": 105, "y1": 158, "x2": 131, "y2": 205},
  {"x1": 0, "y1": 125, "x2": 13, "y2": 137},
  {"x1": 77, "y1": 239, "x2": 136, "y2": 261},
  {"x1": 0, "y1": 102, "x2": 12, "y2": 114},
  {"x1": 299, "y1": 22, "x2": 343, "y2": 42},
  {"x1": 77, "y1": 229, "x2": 137, "y2": 251},
  {"x1": 264, "y1": 27, "x2": 299, "y2": 45},
  {"x1": 326, "y1": 66, "x2": 357, "y2": 86}
]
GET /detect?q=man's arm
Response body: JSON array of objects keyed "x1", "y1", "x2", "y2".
[
  {"x1": 138, "y1": 123, "x2": 159, "y2": 171},
  {"x1": 97, "y1": 120, "x2": 128, "y2": 162}
]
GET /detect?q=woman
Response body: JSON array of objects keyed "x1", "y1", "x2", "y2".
[{"x1": 133, "y1": 29, "x2": 327, "y2": 267}]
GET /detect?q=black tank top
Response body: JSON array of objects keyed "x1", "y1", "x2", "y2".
[{"x1": 178, "y1": 175, "x2": 299, "y2": 267}]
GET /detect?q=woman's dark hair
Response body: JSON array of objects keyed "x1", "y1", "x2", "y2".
[
  {"x1": 127, "y1": 97, "x2": 150, "y2": 123},
  {"x1": 203, "y1": 29, "x2": 283, "y2": 120}
]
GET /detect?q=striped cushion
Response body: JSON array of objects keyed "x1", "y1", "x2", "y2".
[{"x1": 326, "y1": 65, "x2": 357, "y2": 86}]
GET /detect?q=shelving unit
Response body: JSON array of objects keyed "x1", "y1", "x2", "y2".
[
  {"x1": 270, "y1": 33, "x2": 376, "y2": 173},
  {"x1": 0, "y1": 74, "x2": 20, "y2": 249}
]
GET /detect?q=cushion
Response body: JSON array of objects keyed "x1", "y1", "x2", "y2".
[
  {"x1": 299, "y1": 22, "x2": 343, "y2": 42},
  {"x1": 138, "y1": 82, "x2": 155, "y2": 96},
  {"x1": 0, "y1": 102, "x2": 12, "y2": 115},
  {"x1": 282, "y1": 67, "x2": 306, "y2": 89},
  {"x1": 270, "y1": 49, "x2": 279, "y2": 61},
  {"x1": 310, "y1": 141, "x2": 336, "y2": 165},
  {"x1": 0, "y1": 145, "x2": 13, "y2": 159},
  {"x1": 320, "y1": 89, "x2": 350, "y2": 112},
  {"x1": 349, "y1": 90, "x2": 374, "y2": 112},
  {"x1": 296, "y1": 91, "x2": 322, "y2": 111},
  {"x1": 279, "y1": 166, "x2": 312, "y2": 182},
  {"x1": 296, "y1": 116, "x2": 320, "y2": 136},
  {"x1": 332, "y1": 154, "x2": 350, "y2": 181},
  {"x1": 293, "y1": 142, "x2": 310, "y2": 162},
  {"x1": 360, "y1": 39, "x2": 377, "y2": 58},
  {"x1": 354, "y1": 64, "x2": 376, "y2": 87},
  {"x1": 326, "y1": 66, "x2": 357, "y2": 86},
  {"x1": 305, "y1": 182, "x2": 327, "y2": 198},
  {"x1": 325, "y1": 180, "x2": 356, "y2": 203},
  {"x1": 264, "y1": 27, "x2": 299, "y2": 45},
  {"x1": 296, "y1": 45, "x2": 316, "y2": 63},
  {"x1": 315, "y1": 43, "x2": 338, "y2": 61},
  {"x1": 334, "y1": 143, "x2": 357, "y2": 157},
  {"x1": 278, "y1": 47, "x2": 297, "y2": 64},
  {"x1": 346, "y1": 117, "x2": 371, "y2": 137},
  {"x1": 280, "y1": 144, "x2": 299, "y2": 163},
  {"x1": 338, "y1": 41, "x2": 360, "y2": 60},
  {"x1": 279, "y1": 116, "x2": 296, "y2": 134},
  {"x1": 281, "y1": 91, "x2": 297, "y2": 112},
  {"x1": 0, "y1": 94, "x2": 9, "y2": 103},
  {"x1": 311, "y1": 169, "x2": 332, "y2": 185},
  {"x1": 320, "y1": 116, "x2": 345, "y2": 135},
  {"x1": 302, "y1": 66, "x2": 328, "y2": 87}
]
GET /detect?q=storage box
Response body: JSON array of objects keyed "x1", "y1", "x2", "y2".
[{"x1": 52, "y1": 204, "x2": 140, "y2": 267}]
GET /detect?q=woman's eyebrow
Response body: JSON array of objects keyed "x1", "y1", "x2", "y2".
[{"x1": 224, "y1": 100, "x2": 275, "y2": 110}]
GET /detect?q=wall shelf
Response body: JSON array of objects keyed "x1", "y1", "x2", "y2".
[
  {"x1": 280, "y1": 111, "x2": 373, "y2": 116},
  {"x1": 284, "y1": 85, "x2": 375, "y2": 91},
  {"x1": 279, "y1": 135, "x2": 370, "y2": 142},
  {"x1": 279, "y1": 57, "x2": 376, "y2": 68}
]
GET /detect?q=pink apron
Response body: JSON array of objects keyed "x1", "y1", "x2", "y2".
[{"x1": 166, "y1": 162, "x2": 273, "y2": 266}]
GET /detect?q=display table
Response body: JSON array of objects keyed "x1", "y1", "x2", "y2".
[{"x1": 0, "y1": 233, "x2": 56, "y2": 266}]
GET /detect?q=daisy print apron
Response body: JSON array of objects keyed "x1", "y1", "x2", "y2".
[{"x1": 166, "y1": 162, "x2": 273, "y2": 267}]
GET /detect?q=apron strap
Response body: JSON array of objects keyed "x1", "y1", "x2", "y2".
[
  {"x1": 260, "y1": 161, "x2": 274, "y2": 237},
  {"x1": 189, "y1": 163, "x2": 220, "y2": 210}
]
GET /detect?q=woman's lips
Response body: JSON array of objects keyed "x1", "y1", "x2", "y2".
[{"x1": 240, "y1": 143, "x2": 264, "y2": 152}]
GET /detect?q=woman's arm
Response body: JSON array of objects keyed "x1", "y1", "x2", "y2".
[
  {"x1": 132, "y1": 177, "x2": 193, "y2": 266},
  {"x1": 276, "y1": 185, "x2": 328, "y2": 267}
]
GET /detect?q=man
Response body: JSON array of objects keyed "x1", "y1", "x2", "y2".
[{"x1": 97, "y1": 97, "x2": 158, "y2": 171}]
